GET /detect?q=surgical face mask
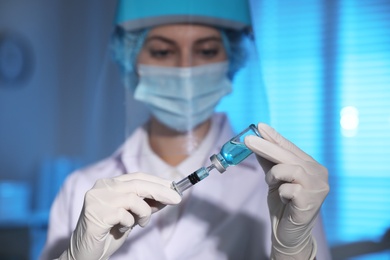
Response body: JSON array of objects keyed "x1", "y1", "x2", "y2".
[{"x1": 134, "y1": 61, "x2": 232, "y2": 132}]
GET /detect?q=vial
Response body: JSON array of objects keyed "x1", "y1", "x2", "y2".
[{"x1": 209, "y1": 124, "x2": 261, "y2": 173}]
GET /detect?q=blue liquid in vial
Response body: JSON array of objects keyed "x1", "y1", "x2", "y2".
[
  {"x1": 213, "y1": 124, "x2": 260, "y2": 171},
  {"x1": 220, "y1": 141, "x2": 253, "y2": 166}
]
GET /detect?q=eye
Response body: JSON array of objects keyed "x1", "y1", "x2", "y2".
[
  {"x1": 149, "y1": 48, "x2": 175, "y2": 59},
  {"x1": 194, "y1": 39, "x2": 225, "y2": 60},
  {"x1": 197, "y1": 48, "x2": 220, "y2": 58}
]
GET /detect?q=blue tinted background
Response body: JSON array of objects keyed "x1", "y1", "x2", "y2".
[
  {"x1": 0, "y1": 1, "x2": 389, "y2": 259},
  {"x1": 220, "y1": 1, "x2": 390, "y2": 259}
]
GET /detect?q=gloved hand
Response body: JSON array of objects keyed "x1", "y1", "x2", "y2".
[
  {"x1": 58, "y1": 172, "x2": 182, "y2": 260},
  {"x1": 245, "y1": 123, "x2": 329, "y2": 260}
]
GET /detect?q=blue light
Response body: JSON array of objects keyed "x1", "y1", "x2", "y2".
[{"x1": 340, "y1": 106, "x2": 359, "y2": 137}]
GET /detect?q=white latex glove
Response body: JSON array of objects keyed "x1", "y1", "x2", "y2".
[
  {"x1": 58, "y1": 172, "x2": 182, "y2": 260},
  {"x1": 245, "y1": 123, "x2": 329, "y2": 260}
]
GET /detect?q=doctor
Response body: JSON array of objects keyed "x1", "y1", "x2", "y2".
[{"x1": 41, "y1": 0, "x2": 330, "y2": 259}]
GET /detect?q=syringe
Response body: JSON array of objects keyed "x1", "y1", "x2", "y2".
[{"x1": 171, "y1": 124, "x2": 261, "y2": 195}]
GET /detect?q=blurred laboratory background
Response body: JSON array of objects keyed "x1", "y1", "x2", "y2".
[{"x1": 0, "y1": 1, "x2": 389, "y2": 259}]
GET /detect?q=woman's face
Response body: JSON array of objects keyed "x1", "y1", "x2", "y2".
[{"x1": 137, "y1": 24, "x2": 227, "y2": 67}]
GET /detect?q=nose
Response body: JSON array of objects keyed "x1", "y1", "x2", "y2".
[{"x1": 177, "y1": 48, "x2": 193, "y2": 67}]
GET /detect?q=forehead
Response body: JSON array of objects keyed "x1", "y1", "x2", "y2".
[{"x1": 146, "y1": 24, "x2": 222, "y2": 42}]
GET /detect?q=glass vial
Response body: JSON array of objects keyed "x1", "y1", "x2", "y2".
[{"x1": 210, "y1": 124, "x2": 261, "y2": 173}]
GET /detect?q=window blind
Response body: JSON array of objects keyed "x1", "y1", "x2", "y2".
[{"x1": 220, "y1": 0, "x2": 390, "y2": 259}]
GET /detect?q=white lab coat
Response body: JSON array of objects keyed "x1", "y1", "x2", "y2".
[{"x1": 40, "y1": 113, "x2": 332, "y2": 260}]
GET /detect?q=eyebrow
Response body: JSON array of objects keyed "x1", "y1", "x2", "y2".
[
  {"x1": 144, "y1": 35, "x2": 223, "y2": 46},
  {"x1": 195, "y1": 36, "x2": 223, "y2": 45},
  {"x1": 144, "y1": 36, "x2": 176, "y2": 46}
]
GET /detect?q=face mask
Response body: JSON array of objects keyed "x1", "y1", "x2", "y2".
[{"x1": 134, "y1": 61, "x2": 232, "y2": 132}]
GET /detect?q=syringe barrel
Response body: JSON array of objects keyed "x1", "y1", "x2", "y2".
[
  {"x1": 171, "y1": 177, "x2": 193, "y2": 195},
  {"x1": 171, "y1": 167, "x2": 209, "y2": 195}
]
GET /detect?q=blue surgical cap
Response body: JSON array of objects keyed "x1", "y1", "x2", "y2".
[{"x1": 115, "y1": 0, "x2": 252, "y2": 32}]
